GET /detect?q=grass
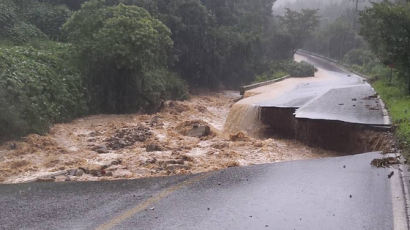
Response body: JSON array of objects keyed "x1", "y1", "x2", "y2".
[
  {"x1": 253, "y1": 71, "x2": 288, "y2": 83},
  {"x1": 343, "y1": 59, "x2": 410, "y2": 160},
  {"x1": 372, "y1": 79, "x2": 410, "y2": 159}
]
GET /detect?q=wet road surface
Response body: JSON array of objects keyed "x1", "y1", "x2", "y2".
[
  {"x1": 258, "y1": 51, "x2": 390, "y2": 126},
  {"x1": 0, "y1": 152, "x2": 405, "y2": 230}
]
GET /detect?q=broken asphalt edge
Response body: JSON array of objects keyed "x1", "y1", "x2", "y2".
[{"x1": 297, "y1": 49, "x2": 392, "y2": 127}]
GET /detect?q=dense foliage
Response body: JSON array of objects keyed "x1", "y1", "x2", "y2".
[
  {"x1": 0, "y1": 0, "x2": 309, "y2": 139},
  {"x1": 360, "y1": 2, "x2": 410, "y2": 93},
  {"x1": 279, "y1": 8, "x2": 320, "y2": 54},
  {"x1": 98, "y1": 0, "x2": 295, "y2": 88},
  {"x1": 64, "y1": 1, "x2": 183, "y2": 113},
  {"x1": 253, "y1": 60, "x2": 316, "y2": 83},
  {"x1": 0, "y1": 0, "x2": 72, "y2": 43},
  {"x1": 0, "y1": 44, "x2": 87, "y2": 141}
]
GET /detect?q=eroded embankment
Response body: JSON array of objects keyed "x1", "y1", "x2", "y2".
[
  {"x1": 0, "y1": 91, "x2": 335, "y2": 184},
  {"x1": 224, "y1": 66, "x2": 330, "y2": 137},
  {"x1": 260, "y1": 107, "x2": 395, "y2": 154}
]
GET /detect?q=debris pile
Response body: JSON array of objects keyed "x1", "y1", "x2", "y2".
[
  {"x1": 105, "y1": 125, "x2": 152, "y2": 150},
  {"x1": 0, "y1": 91, "x2": 336, "y2": 184},
  {"x1": 176, "y1": 120, "x2": 212, "y2": 138},
  {"x1": 370, "y1": 157, "x2": 400, "y2": 168}
]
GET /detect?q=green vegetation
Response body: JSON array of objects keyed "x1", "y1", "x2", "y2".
[
  {"x1": 357, "y1": 2, "x2": 410, "y2": 157},
  {"x1": 360, "y1": 2, "x2": 410, "y2": 93},
  {"x1": 373, "y1": 79, "x2": 410, "y2": 157},
  {"x1": 284, "y1": 61, "x2": 316, "y2": 78},
  {"x1": 253, "y1": 60, "x2": 316, "y2": 83},
  {"x1": 0, "y1": 0, "x2": 72, "y2": 43},
  {"x1": 293, "y1": 0, "x2": 410, "y2": 157},
  {"x1": 279, "y1": 8, "x2": 320, "y2": 54},
  {"x1": 343, "y1": 51, "x2": 410, "y2": 157},
  {"x1": 2, "y1": 0, "x2": 313, "y2": 140},
  {"x1": 63, "y1": 2, "x2": 180, "y2": 113},
  {"x1": 0, "y1": 43, "x2": 87, "y2": 141}
]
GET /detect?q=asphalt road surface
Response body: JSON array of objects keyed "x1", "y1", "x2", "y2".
[
  {"x1": 0, "y1": 152, "x2": 407, "y2": 230},
  {"x1": 257, "y1": 51, "x2": 390, "y2": 126}
]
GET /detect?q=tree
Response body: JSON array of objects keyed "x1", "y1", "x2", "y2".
[
  {"x1": 64, "y1": 0, "x2": 179, "y2": 112},
  {"x1": 360, "y1": 2, "x2": 410, "y2": 93},
  {"x1": 279, "y1": 8, "x2": 320, "y2": 54}
]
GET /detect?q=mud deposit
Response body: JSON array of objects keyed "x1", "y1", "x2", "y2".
[{"x1": 0, "y1": 91, "x2": 335, "y2": 184}]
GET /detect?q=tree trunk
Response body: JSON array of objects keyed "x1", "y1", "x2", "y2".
[{"x1": 407, "y1": 73, "x2": 410, "y2": 94}]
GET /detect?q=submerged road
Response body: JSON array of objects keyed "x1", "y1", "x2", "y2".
[{"x1": 0, "y1": 152, "x2": 407, "y2": 229}]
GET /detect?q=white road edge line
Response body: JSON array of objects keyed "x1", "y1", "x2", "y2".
[{"x1": 390, "y1": 156, "x2": 409, "y2": 230}]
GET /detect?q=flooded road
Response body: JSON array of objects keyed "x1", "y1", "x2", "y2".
[{"x1": 0, "y1": 90, "x2": 335, "y2": 184}]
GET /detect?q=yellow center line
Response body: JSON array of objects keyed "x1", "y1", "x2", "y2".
[{"x1": 95, "y1": 173, "x2": 209, "y2": 230}]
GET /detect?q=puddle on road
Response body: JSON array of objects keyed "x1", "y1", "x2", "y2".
[{"x1": 0, "y1": 91, "x2": 336, "y2": 184}]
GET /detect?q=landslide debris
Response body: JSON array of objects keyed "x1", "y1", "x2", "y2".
[
  {"x1": 371, "y1": 157, "x2": 400, "y2": 168},
  {"x1": 105, "y1": 125, "x2": 152, "y2": 150},
  {"x1": 176, "y1": 120, "x2": 212, "y2": 138},
  {"x1": 0, "y1": 91, "x2": 336, "y2": 184}
]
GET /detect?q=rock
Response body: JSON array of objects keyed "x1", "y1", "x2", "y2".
[
  {"x1": 160, "y1": 159, "x2": 185, "y2": 166},
  {"x1": 91, "y1": 145, "x2": 109, "y2": 154},
  {"x1": 67, "y1": 169, "x2": 84, "y2": 177},
  {"x1": 229, "y1": 132, "x2": 249, "y2": 141},
  {"x1": 211, "y1": 142, "x2": 229, "y2": 149},
  {"x1": 9, "y1": 143, "x2": 17, "y2": 150},
  {"x1": 105, "y1": 125, "x2": 152, "y2": 150},
  {"x1": 89, "y1": 131, "x2": 102, "y2": 137},
  {"x1": 146, "y1": 158, "x2": 157, "y2": 164},
  {"x1": 176, "y1": 120, "x2": 212, "y2": 137},
  {"x1": 166, "y1": 164, "x2": 190, "y2": 171},
  {"x1": 179, "y1": 155, "x2": 194, "y2": 162},
  {"x1": 36, "y1": 171, "x2": 67, "y2": 182},
  {"x1": 146, "y1": 143, "x2": 163, "y2": 152},
  {"x1": 186, "y1": 125, "x2": 211, "y2": 138},
  {"x1": 111, "y1": 160, "x2": 122, "y2": 165},
  {"x1": 150, "y1": 116, "x2": 163, "y2": 127},
  {"x1": 89, "y1": 170, "x2": 103, "y2": 177}
]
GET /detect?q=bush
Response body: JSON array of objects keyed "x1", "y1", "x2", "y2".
[
  {"x1": 254, "y1": 71, "x2": 288, "y2": 83},
  {"x1": 138, "y1": 69, "x2": 189, "y2": 112},
  {"x1": 26, "y1": 3, "x2": 72, "y2": 40},
  {"x1": 8, "y1": 22, "x2": 48, "y2": 44},
  {"x1": 343, "y1": 49, "x2": 377, "y2": 66},
  {"x1": 0, "y1": 44, "x2": 87, "y2": 141},
  {"x1": 0, "y1": 0, "x2": 17, "y2": 35},
  {"x1": 1, "y1": 0, "x2": 71, "y2": 43},
  {"x1": 64, "y1": 1, "x2": 187, "y2": 113},
  {"x1": 284, "y1": 60, "x2": 316, "y2": 77}
]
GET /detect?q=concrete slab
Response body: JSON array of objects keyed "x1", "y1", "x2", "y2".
[
  {"x1": 295, "y1": 84, "x2": 389, "y2": 126},
  {"x1": 257, "y1": 51, "x2": 390, "y2": 127}
]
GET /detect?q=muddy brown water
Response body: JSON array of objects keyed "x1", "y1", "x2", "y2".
[{"x1": 0, "y1": 91, "x2": 336, "y2": 184}]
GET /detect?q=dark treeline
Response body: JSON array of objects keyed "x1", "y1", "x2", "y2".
[
  {"x1": 108, "y1": 0, "x2": 294, "y2": 88},
  {"x1": 290, "y1": 0, "x2": 410, "y2": 93},
  {"x1": 1, "y1": 0, "x2": 320, "y2": 140}
]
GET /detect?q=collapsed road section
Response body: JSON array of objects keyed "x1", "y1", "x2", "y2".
[{"x1": 239, "y1": 51, "x2": 394, "y2": 154}]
